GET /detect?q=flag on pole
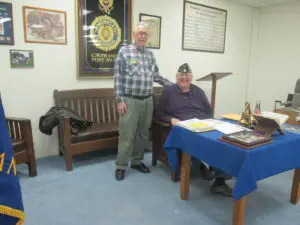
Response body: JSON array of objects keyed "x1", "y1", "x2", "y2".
[{"x1": 0, "y1": 97, "x2": 25, "y2": 225}]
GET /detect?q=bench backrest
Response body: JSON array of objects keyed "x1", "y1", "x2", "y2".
[
  {"x1": 54, "y1": 88, "x2": 117, "y2": 125},
  {"x1": 54, "y1": 87, "x2": 163, "y2": 124}
]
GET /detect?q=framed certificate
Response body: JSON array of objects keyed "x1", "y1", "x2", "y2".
[
  {"x1": 139, "y1": 13, "x2": 161, "y2": 49},
  {"x1": 0, "y1": 2, "x2": 14, "y2": 45},
  {"x1": 76, "y1": 0, "x2": 132, "y2": 78},
  {"x1": 182, "y1": 1, "x2": 227, "y2": 53}
]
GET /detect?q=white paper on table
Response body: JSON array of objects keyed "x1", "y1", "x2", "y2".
[
  {"x1": 178, "y1": 119, "x2": 250, "y2": 134},
  {"x1": 213, "y1": 122, "x2": 249, "y2": 134}
]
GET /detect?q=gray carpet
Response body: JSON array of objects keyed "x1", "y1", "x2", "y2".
[{"x1": 18, "y1": 151, "x2": 300, "y2": 225}]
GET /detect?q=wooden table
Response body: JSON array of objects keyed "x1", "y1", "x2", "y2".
[{"x1": 179, "y1": 151, "x2": 300, "y2": 225}]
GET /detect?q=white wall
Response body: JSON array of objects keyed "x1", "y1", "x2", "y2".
[
  {"x1": 134, "y1": 0, "x2": 255, "y2": 116},
  {"x1": 247, "y1": 1, "x2": 300, "y2": 110},
  {"x1": 0, "y1": 0, "x2": 255, "y2": 158}
]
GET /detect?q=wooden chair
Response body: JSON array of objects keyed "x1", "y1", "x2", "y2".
[
  {"x1": 7, "y1": 117, "x2": 37, "y2": 177},
  {"x1": 151, "y1": 88, "x2": 179, "y2": 182}
]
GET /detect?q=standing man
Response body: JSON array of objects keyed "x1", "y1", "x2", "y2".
[{"x1": 114, "y1": 22, "x2": 172, "y2": 181}]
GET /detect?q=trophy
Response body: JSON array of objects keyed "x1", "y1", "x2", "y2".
[{"x1": 239, "y1": 101, "x2": 253, "y2": 128}]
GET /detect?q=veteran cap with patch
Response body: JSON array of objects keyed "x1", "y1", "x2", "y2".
[{"x1": 177, "y1": 63, "x2": 192, "y2": 73}]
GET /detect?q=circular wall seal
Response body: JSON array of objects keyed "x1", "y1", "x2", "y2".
[{"x1": 90, "y1": 15, "x2": 121, "y2": 52}]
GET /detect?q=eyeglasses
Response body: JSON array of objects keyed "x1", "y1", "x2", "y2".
[{"x1": 136, "y1": 32, "x2": 148, "y2": 37}]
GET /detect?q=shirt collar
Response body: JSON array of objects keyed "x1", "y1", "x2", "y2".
[
  {"x1": 175, "y1": 84, "x2": 193, "y2": 94},
  {"x1": 132, "y1": 44, "x2": 145, "y2": 52}
]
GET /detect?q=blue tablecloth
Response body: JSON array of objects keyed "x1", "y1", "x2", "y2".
[{"x1": 163, "y1": 125, "x2": 300, "y2": 200}]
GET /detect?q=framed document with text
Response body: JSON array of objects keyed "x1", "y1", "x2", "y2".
[
  {"x1": 139, "y1": 13, "x2": 161, "y2": 49},
  {"x1": 0, "y1": 2, "x2": 14, "y2": 45},
  {"x1": 182, "y1": 1, "x2": 227, "y2": 53},
  {"x1": 76, "y1": 0, "x2": 132, "y2": 78}
]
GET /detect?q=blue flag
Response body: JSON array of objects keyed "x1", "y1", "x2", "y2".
[{"x1": 0, "y1": 98, "x2": 25, "y2": 225}]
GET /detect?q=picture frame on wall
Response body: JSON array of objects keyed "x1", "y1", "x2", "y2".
[
  {"x1": 139, "y1": 13, "x2": 161, "y2": 49},
  {"x1": 0, "y1": 2, "x2": 14, "y2": 45},
  {"x1": 182, "y1": 1, "x2": 227, "y2": 53},
  {"x1": 23, "y1": 6, "x2": 67, "y2": 45},
  {"x1": 76, "y1": 0, "x2": 132, "y2": 78},
  {"x1": 10, "y1": 49, "x2": 34, "y2": 68}
]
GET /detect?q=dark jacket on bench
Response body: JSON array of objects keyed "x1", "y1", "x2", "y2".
[{"x1": 39, "y1": 106, "x2": 93, "y2": 135}]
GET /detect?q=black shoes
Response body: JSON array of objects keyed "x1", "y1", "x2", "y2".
[
  {"x1": 115, "y1": 163, "x2": 150, "y2": 181},
  {"x1": 210, "y1": 183, "x2": 233, "y2": 197},
  {"x1": 115, "y1": 169, "x2": 125, "y2": 181},
  {"x1": 131, "y1": 162, "x2": 150, "y2": 173},
  {"x1": 199, "y1": 163, "x2": 215, "y2": 181}
]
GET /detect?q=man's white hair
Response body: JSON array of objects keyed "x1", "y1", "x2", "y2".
[{"x1": 135, "y1": 21, "x2": 149, "y2": 31}]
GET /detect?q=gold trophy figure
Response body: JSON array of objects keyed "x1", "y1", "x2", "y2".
[{"x1": 239, "y1": 101, "x2": 254, "y2": 128}]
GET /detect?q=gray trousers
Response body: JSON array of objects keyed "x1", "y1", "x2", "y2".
[{"x1": 116, "y1": 96, "x2": 153, "y2": 169}]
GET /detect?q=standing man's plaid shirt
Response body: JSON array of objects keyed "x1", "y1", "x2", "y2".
[{"x1": 114, "y1": 44, "x2": 172, "y2": 101}]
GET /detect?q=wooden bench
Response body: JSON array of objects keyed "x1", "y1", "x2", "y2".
[
  {"x1": 54, "y1": 87, "x2": 163, "y2": 171},
  {"x1": 7, "y1": 117, "x2": 37, "y2": 177}
]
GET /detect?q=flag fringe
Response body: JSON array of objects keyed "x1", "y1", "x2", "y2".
[{"x1": 0, "y1": 205, "x2": 25, "y2": 225}]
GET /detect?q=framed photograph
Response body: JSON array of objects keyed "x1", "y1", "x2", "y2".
[
  {"x1": 182, "y1": 1, "x2": 227, "y2": 53},
  {"x1": 10, "y1": 50, "x2": 34, "y2": 68},
  {"x1": 139, "y1": 13, "x2": 161, "y2": 49},
  {"x1": 76, "y1": 0, "x2": 132, "y2": 78},
  {"x1": 23, "y1": 6, "x2": 67, "y2": 45},
  {"x1": 0, "y1": 2, "x2": 14, "y2": 45}
]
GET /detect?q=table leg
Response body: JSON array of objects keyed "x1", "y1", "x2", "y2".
[
  {"x1": 171, "y1": 171, "x2": 178, "y2": 182},
  {"x1": 232, "y1": 197, "x2": 247, "y2": 225},
  {"x1": 180, "y1": 151, "x2": 191, "y2": 200},
  {"x1": 291, "y1": 168, "x2": 300, "y2": 204}
]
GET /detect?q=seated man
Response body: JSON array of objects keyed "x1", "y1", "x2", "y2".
[{"x1": 155, "y1": 63, "x2": 232, "y2": 197}]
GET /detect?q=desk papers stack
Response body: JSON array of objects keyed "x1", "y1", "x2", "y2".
[
  {"x1": 175, "y1": 119, "x2": 248, "y2": 134},
  {"x1": 175, "y1": 119, "x2": 215, "y2": 132},
  {"x1": 254, "y1": 111, "x2": 289, "y2": 127},
  {"x1": 220, "y1": 114, "x2": 241, "y2": 121}
]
